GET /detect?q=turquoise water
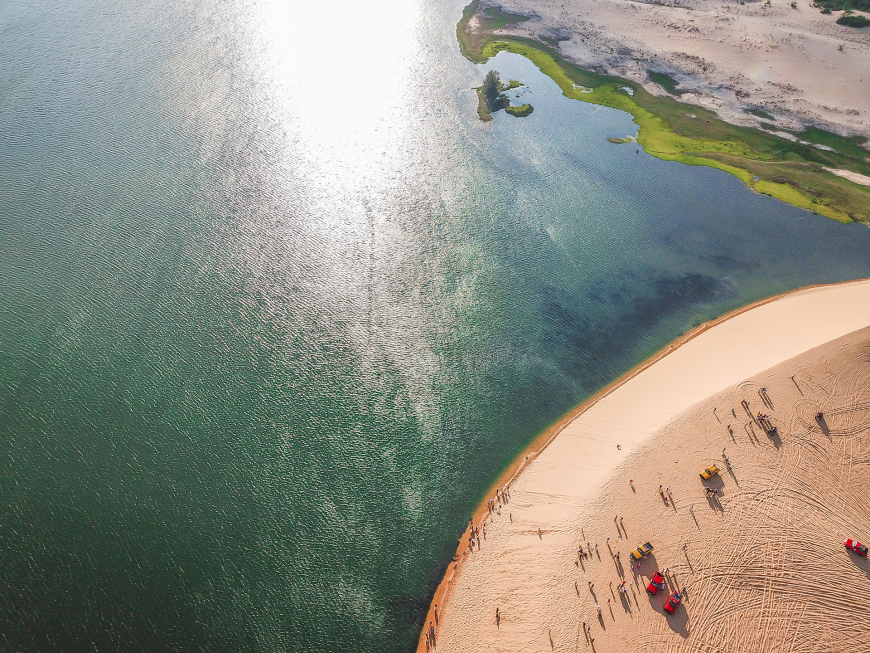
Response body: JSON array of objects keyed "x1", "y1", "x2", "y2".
[{"x1": 1, "y1": 0, "x2": 869, "y2": 651}]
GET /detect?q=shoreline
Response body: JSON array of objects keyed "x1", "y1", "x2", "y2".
[
  {"x1": 415, "y1": 275, "x2": 870, "y2": 652},
  {"x1": 457, "y1": 1, "x2": 870, "y2": 224}
]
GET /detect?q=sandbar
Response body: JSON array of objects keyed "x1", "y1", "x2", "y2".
[{"x1": 420, "y1": 277, "x2": 870, "y2": 652}]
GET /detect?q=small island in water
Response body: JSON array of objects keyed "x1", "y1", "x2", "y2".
[{"x1": 476, "y1": 70, "x2": 533, "y2": 122}]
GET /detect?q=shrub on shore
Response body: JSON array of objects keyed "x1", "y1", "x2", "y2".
[{"x1": 836, "y1": 12, "x2": 870, "y2": 26}]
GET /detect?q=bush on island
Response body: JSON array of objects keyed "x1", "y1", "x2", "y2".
[{"x1": 506, "y1": 104, "x2": 534, "y2": 117}]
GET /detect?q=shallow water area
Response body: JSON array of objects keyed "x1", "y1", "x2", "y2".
[{"x1": 1, "y1": 0, "x2": 869, "y2": 652}]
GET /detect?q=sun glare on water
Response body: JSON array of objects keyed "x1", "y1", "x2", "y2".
[{"x1": 246, "y1": 0, "x2": 424, "y2": 196}]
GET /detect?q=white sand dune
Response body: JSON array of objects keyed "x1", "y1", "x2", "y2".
[
  {"x1": 481, "y1": 0, "x2": 870, "y2": 139},
  {"x1": 423, "y1": 278, "x2": 870, "y2": 653}
]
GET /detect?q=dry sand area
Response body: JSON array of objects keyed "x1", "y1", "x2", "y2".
[
  {"x1": 485, "y1": 0, "x2": 870, "y2": 138},
  {"x1": 426, "y1": 278, "x2": 870, "y2": 653}
]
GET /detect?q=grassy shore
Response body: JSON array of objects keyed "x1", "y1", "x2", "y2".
[{"x1": 458, "y1": 0, "x2": 870, "y2": 223}]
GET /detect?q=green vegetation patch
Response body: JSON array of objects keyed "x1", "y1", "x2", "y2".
[
  {"x1": 542, "y1": 35, "x2": 570, "y2": 47},
  {"x1": 506, "y1": 104, "x2": 534, "y2": 117},
  {"x1": 813, "y1": 0, "x2": 870, "y2": 12},
  {"x1": 746, "y1": 108, "x2": 775, "y2": 121},
  {"x1": 476, "y1": 88, "x2": 494, "y2": 122},
  {"x1": 475, "y1": 69, "x2": 534, "y2": 120},
  {"x1": 837, "y1": 13, "x2": 870, "y2": 26},
  {"x1": 456, "y1": 0, "x2": 870, "y2": 223},
  {"x1": 648, "y1": 71, "x2": 684, "y2": 95},
  {"x1": 480, "y1": 5, "x2": 530, "y2": 30}
]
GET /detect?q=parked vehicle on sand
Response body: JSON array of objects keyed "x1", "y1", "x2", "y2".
[
  {"x1": 845, "y1": 538, "x2": 868, "y2": 556},
  {"x1": 700, "y1": 465, "x2": 719, "y2": 480},
  {"x1": 646, "y1": 571, "x2": 665, "y2": 595},
  {"x1": 629, "y1": 542, "x2": 654, "y2": 561},
  {"x1": 664, "y1": 590, "x2": 682, "y2": 614}
]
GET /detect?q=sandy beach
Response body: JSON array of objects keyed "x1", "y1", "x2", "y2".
[
  {"x1": 476, "y1": 0, "x2": 870, "y2": 139},
  {"x1": 421, "y1": 278, "x2": 870, "y2": 652}
]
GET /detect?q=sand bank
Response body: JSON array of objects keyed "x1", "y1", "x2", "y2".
[
  {"x1": 825, "y1": 167, "x2": 870, "y2": 187},
  {"x1": 481, "y1": 0, "x2": 870, "y2": 139},
  {"x1": 421, "y1": 277, "x2": 870, "y2": 652}
]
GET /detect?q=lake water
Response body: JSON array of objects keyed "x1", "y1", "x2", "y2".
[{"x1": 1, "y1": 0, "x2": 869, "y2": 651}]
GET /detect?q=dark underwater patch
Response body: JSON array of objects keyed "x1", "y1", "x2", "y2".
[{"x1": 541, "y1": 272, "x2": 733, "y2": 392}]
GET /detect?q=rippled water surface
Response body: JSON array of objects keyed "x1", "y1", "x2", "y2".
[{"x1": 2, "y1": 0, "x2": 869, "y2": 651}]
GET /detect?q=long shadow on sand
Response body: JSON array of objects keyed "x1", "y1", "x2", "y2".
[
  {"x1": 846, "y1": 551, "x2": 870, "y2": 582},
  {"x1": 646, "y1": 585, "x2": 690, "y2": 638},
  {"x1": 765, "y1": 426, "x2": 782, "y2": 449}
]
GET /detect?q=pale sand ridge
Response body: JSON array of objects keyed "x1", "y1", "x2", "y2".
[
  {"x1": 426, "y1": 278, "x2": 870, "y2": 653},
  {"x1": 824, "y1": 167, "x2": 870, "y2": 187}
]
